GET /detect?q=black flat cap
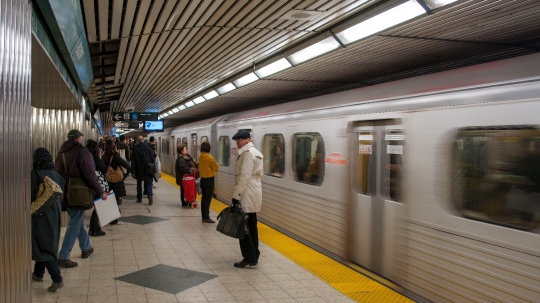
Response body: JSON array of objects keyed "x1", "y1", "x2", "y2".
[
  {"x1": 68, "y1": 129, "x2": 84, "y2": 139},
  {"x1": 232, "y1": 130, "x2": 250, "y2": 140}
]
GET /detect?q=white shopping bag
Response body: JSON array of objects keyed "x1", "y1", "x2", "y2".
[{"x1": 94, "y1": 191, "x2": 120, "y2": 227}]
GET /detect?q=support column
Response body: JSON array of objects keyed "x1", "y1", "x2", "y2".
[{"x1": 0, "y1": 0, "x2": 32, "y2": 302}]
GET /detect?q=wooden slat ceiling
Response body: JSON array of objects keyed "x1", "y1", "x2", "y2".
[{"x1": 81, "y1": 0, "x2": 540, "y2": 129}]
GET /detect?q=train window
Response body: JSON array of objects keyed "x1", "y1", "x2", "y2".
[
  {"x1": 218, "y1": 136, "x2": 230, "y2": 167},
  {"x1": 382, "y1": 130, "x2": 404, "y2": 202},
  {"x1": 161, "y1": 139, "x2": 169, "y2": 155},
  {"x1": 201, "y1": 136, "x2": 208, "y2": 143},
  {"x1": 263, "y1": 134, "x2": 285, "y2": 178},
  {"x1": 292, "y1": 133, "x2": 325, "y2": 186},
  {"x1": 453, "y1": 126, "x2": 540, "y2": 231},
  {"x1": 354, "y1": 131, "x2": 376, "y2": 195},
  {"x1": 182, "y1": 137, "x2": 187, "y2": 146}
]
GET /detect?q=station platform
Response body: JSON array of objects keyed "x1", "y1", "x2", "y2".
[{"x1": 31, "y1": 173, "x2": 411, "y2": 303}]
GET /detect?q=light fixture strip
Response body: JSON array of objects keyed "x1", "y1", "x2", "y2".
[
  {"x1": 335, "y1": 0, "x2": 426, "y2": 45},
  {"x1": 203, "y1": 90, "x2": 219, "y2": 100},
  {"x1": 254, "y1": 58, "x2": 292, "y2": 78},
  {"x1": 232, "y1": 72, "x2": 259, "y2": 87},
  {"x1": 286, "y1": 36, "x2": 341, "y2": 65},
  {"x1": 216, "y1": 83, "x2": 236, "y2": 95}
]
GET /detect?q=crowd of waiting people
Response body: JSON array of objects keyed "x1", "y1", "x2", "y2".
[{"x1": 31, "y1": 129, "x2": 261, "y2": 292}]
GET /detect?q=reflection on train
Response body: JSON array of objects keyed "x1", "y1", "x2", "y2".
[{"x1": 150, "y1": 53, "x2": 540, "y2": 303}]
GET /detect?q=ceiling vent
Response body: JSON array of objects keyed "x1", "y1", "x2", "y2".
[{"x1": 280, "y1": 10, "x2": 323, "y2": 21}]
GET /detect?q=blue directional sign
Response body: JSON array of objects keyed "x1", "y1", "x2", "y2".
[
  {"x1": 131, "y1": 113, "x2": 139, "y2": 121},
  {"x1": 112, "y1": 112, "x2": 158, "y2": 122}
]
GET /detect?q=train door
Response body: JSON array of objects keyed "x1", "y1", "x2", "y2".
[
  {"x1": 350, "y1": 119, "x2": 405, "y2": 280},
  {"x1": 174, "y1": 137, "x2": 182, "y2": 177},
  {"x1": 191, "y1": 134, "x2": 197, "y2": 159}
]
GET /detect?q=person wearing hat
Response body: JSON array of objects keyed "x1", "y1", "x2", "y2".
[
  {"x1": 54, "y1": 130, "x2": 108, "y2": 268},
  {"x1": 230, "y1": 130, "x2": 264, "y2": 268}
]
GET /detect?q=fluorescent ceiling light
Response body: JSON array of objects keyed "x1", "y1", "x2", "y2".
[
  {"x1": 335, "y1": 0, "x2": 426, "y2": 45},
  {"x1": 287, "y1": 36, "x2": 341, "y2": 65},
  {"x1": 254, "y1": 58, "x2": 292, "y2": 78},
  {"x1": 185, "y1": 101, "x2": 195, "y2": 107},
  {"x1": 171, "y1": 108, "x2": 179, "y2": 113},
  {"x1": 203, "y1": 90, "x2": 219, "y2": 100},
  {"x1": 233, "y1": 73, "x2": 259, "y2": 87},
  {"x1": 162, "y1": 113, "x2": 169, "y2": 117},
  {"x1": 177, "y1": 105, "x2": 186, "y2": 111},
  {"x1": 424, "y1": 0, "x2": 458, "y2": 9},
  {"x1": 167, "y1": 110, "x2": 173, "y2": 115},
  {"x1": 216, "y1": 83, "x2": 236, "y2": 95},
  {"x1": 193, "y1": 96, "x2": 206, "y2": 104}
]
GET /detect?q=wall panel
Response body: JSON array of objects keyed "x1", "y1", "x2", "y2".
[{"x1": 0, "y1": 0, "x2": 32, "y2": 302}]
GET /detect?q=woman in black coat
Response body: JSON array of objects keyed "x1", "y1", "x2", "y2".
[
  {"x1": 31, "y1": 148, "x2": 65, "y2": 292},
  {"x1": 176, "y1": 144, "x2": 197, "y2": 207},
  {"x1": 86, "y1": 140, "x2": 109, "y2": 236},
  {"x1": 102, "y1": 140, "x2": 131, "y2": 201}
]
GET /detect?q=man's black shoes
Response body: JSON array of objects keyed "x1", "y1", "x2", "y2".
[{"x1": 234, "y1": 260, "x2": 257, "y2": 268}]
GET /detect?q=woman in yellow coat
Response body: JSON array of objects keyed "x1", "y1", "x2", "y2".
[{"x1": 198, "y1": 141, "x2": 219, "y2": 223}]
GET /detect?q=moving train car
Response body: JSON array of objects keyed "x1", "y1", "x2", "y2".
[{"x1": 149, "y1": 53, "x2": 540, "y2": 302}]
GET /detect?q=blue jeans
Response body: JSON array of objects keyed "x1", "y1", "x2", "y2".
[
  {"x1": 58, "y1": 208, "x2": 91, "y2": 259},
  {"x1": 136, "y1": 175, "x2": 153, "y2": 201}
]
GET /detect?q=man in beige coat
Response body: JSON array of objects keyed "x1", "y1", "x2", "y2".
[{"x1": 231, "y1": 130, "x2": 264, "y2": 268}]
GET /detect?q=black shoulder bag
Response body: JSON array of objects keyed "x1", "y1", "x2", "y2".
[{"x1": 216, "y1": 204, "x2": 246, "y2": 239}]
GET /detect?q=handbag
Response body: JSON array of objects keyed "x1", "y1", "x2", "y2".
[
  {"x1": 31, "y1": 171, "x2": 63, "y2": 216},
  {"x1": 106, "y1": 156, "x2": 124, "y2": 183},
  {"x1": 216, "y1": 203, "x2": 246, "y2": 239},
  {"x1": 137, "y1": 148, "x2": 157, "y2": 174},
  {"x1": 62, "y1": 153, "x2": 94, "y2": 209}
]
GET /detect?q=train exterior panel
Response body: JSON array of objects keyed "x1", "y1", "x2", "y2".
[{"x1": 152, "y1": 53, "x2": 540, "y2": 302}]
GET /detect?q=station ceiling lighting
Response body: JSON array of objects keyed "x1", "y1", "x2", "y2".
[
  {"x1": 232, "y1": 72, "x2": 259, "y2": 88},
  {"x1": 254, "y1": 58, "x2": 292, "y2": 78},
  {"x1": 216, "y1": 83, "x2": 236, "y2": 95},
  {"x1": 286, "y1": 36, "x2": 341, "y2": 65},
  {"x1": 162, "y1": 113, "x2": 169, "y2": 118},
  {"x1": 185, "y1": 100, "x2": 195, "y2": 107},
  {"x1": 426, "y1": 0, "x2": 458, "y2": 9},
  {"x1": 167, "y1": 110, "x2": 173, "y2": 115},
  {"x1": 203, "y1": 90, "x2": 219, "y2": 100},
  {"x1": 193, "y1": 96, "x2": 206, "y2": 104},
  {"x1": 335, "y1": 0, "x2": 426, "y2": 45},
  {"x1": 177, "y1": 104, "x2": 186, "y2": 111},
  {"x1": 171, "y1": 107, "x2": 179, "y2": 113}
]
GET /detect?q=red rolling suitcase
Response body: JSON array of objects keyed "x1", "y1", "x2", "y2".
[{"x1": 182, "y1": 170, "x2": 199, "y2": 208}]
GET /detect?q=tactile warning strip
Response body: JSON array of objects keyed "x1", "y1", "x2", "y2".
[{"x1": 161, "y1": 173, "x2": 412, "y2": 302}]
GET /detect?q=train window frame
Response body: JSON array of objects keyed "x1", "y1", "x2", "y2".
[
  {"x1": 452, "y1": 125, "x2": 540, "y2": 231},
  {"x1": 354, "y1": 131, "x2": 376, "y2": 196},
  {"x1": 291, "y1": 133, "x2": 325, "y2": 186},
  {"x1": 381, "y1": 130, "x2": 405, "y2": 203},
  {"x1": 201, "y1": 136, "x2": 208, "y2": 143},
  {"x1": 218, "y1": 136, "x2": 231, "y2": 167},
  {"x1": 161, "y1": 138, "x2": 169, "y2": 155},
  {"x1": 263, "y1": 134, "x2": 285, "y2": 178}
]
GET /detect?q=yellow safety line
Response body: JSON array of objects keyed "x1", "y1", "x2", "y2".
[{"x1": 161, "y1": 173, "x2": 412, "y2": 302}]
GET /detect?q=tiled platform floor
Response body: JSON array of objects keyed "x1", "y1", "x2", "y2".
[{"x1": 31, "y1": 177, "x2": 354, "y2": 303}]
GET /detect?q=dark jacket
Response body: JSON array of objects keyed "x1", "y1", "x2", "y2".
[
  {"x1": 175, "y1": 154, "x2": 196, "y2": 185},
  {"x1": 55, "y1": 140, "x2": 104, "y2": 209},
  {"x1": 31, "y1": 169, "x2": 64, "y2": 262},
  {"x1": 131, "y1": 142, "x2": 155, "y2": 181},
  {"x1": 102, "y1": 153, "x2": 131, "y2": 197},
  {"x1": 92, "y1": 154, "x2": 107, "y2": 174}
]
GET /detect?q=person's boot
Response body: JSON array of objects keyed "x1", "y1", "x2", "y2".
[
  {"x1": 148, "y1": 197, "x2": 153, "y2": 205},
  {"x1": 57, "y1": 259, "x2": 78, "y2": 268},
  {"x1": 32, "y1": 273, "x2": 43, "y2": 282},
  {"x1": 48, "y1": 281, "x2": 64, "y2": 292}
]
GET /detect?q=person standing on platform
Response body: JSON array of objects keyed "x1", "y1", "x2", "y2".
[
  {"x1": 131, "y1": 136, "x2": 155, "y2": 205},
  {"x1": 55, "y1": 130, "x2": 107, "y2": 268},
  {"x1": 117, "y1": 135, "x2": 131, "y2": 163},
  {"x1": 231, "y1": 130, "x2": 264, "y2": 268},
  {"x1": 85, "y1": 140, "x2": 108, "y2": 237},
  {"x1": 102, "y1": 140, "x2": 131, "y2": 210},
  {"x1": 175, "y1": 144, "x2": 197, "y2": 207},
  {"x1": 198, "y1": 141, "x2": 219, "y2": 223},
  {"x1": 31, "y1": 148, "x2": 65, "y2": 292}
]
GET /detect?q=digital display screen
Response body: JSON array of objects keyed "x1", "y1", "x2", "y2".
[{"x1": 143, "y1": 121, "x2": 164, "y2": 132}]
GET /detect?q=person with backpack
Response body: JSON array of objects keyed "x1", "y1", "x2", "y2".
[
  {"x1": 131, "y1": 136, "x2": 155, "y2": 205},
  {"x1": 30, "y1": 148, "x2": 65, "y2": 292}
]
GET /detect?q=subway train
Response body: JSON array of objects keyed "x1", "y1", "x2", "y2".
[{"x1": 149, "y1": 53, "x2": 540, "y2": 303}]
